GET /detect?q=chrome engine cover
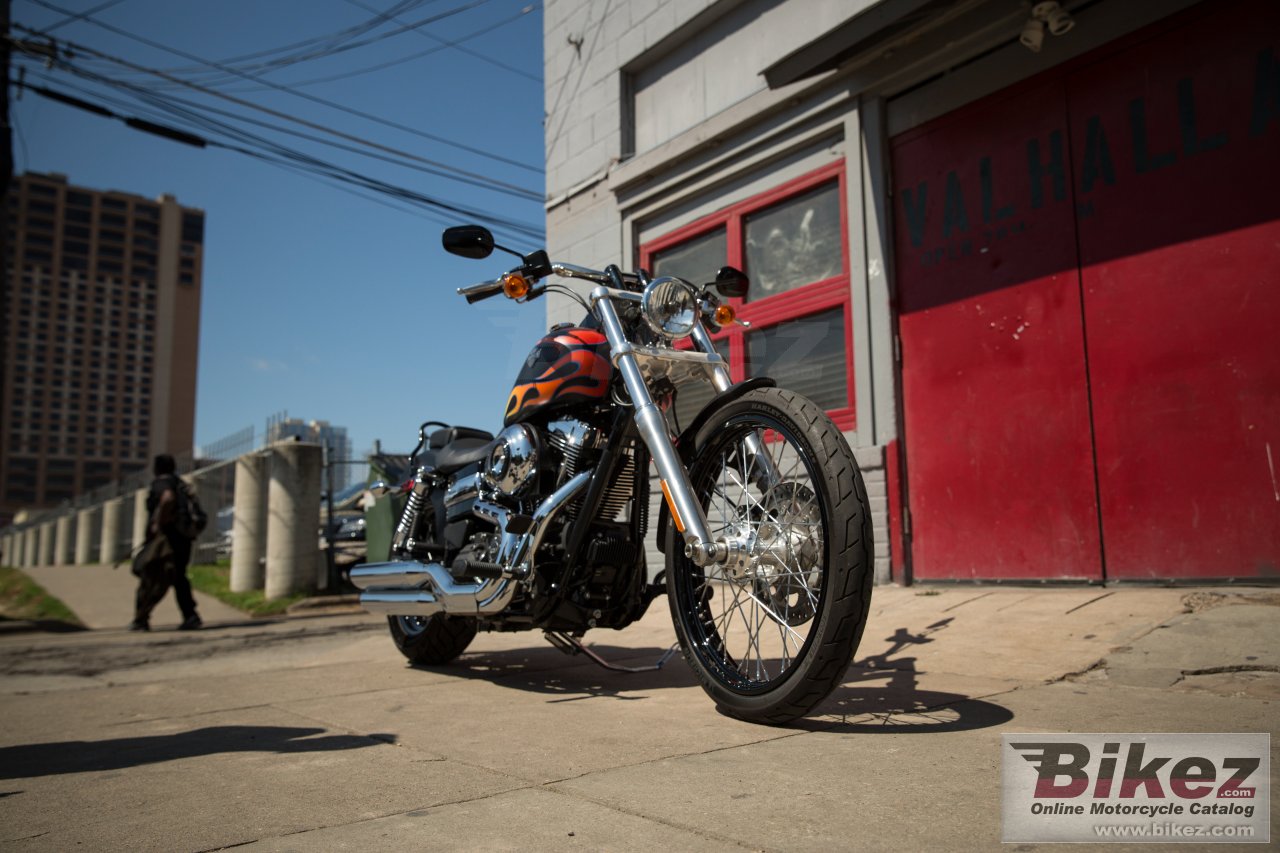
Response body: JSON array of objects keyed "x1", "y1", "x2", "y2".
[{"x1": 483, "y1": 423, "x2": 540, "y2": 496}]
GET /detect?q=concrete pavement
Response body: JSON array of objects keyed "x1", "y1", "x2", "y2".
[
  {"x1": 0, "y1": 569, "x2": 1276, "y2": 851},
  {"x1": 20, "y1": 562, "x2": 250, "y2": 630}
]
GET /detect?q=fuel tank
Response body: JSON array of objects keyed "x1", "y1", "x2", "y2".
[{"x1": 505, "y1": 327, "x2": 612, "y2": 426}]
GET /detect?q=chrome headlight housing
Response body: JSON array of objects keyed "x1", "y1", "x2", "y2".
[{"x1": 641, "y1": 276, "x2": 699, "y2": 340}]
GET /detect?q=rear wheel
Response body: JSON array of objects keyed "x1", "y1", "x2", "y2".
[
  {"x1": 387, "y1": 613, "x2": 477, "y2": 665},
  {"x1": 666, "y1": 387, "x2": 873, "y2": 724}
]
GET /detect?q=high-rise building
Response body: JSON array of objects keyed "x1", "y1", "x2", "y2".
[
  {"x1": 1, "y1": 172, "x2": 204, "y2": 525},
  {"x1": 265, "y1": 417, "x2": 354, "y2": 493}
]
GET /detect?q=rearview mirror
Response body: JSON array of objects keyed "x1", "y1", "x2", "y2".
[
  {"x1": 713, "y1": 266, "x2": 749, "y2": 298},
  {"x1": 442, "y1": 225, "x2": 494, "y2": 259}
]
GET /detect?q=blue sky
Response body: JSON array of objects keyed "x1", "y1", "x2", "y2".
[{"x1": 10, "y1": 0, "x2": 549, "y2": 459}]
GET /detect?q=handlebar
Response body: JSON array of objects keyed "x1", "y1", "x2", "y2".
[
  {"x1": 551, "y1": 263, "x2": 636, "y2": 287},
  {"x1": 457, "y1": 277, "x2": 504, "y2": 303},
  {"x1": 457, "y1": 263, "x2": 644, "y2": 304}
]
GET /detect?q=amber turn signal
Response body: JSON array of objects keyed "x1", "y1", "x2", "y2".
[
  {"x1": 713, "y1": 304, "x2": 736, "y2": 327},
  {"x1": 503, "y1": 273, "x2": 530, "y2": 299}
]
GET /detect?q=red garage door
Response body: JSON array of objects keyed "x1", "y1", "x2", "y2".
[{"x1": 893, "y1": 0, "x2": 1280, "y2": 581}]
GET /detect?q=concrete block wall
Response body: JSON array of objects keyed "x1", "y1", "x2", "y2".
[{"x1": 545, "y1": 0, "x2": 721, "y2": 199}]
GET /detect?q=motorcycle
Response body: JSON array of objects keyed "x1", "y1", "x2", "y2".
[{"x1": 352, "y1": 225, "x2": 874, "y2": 724}]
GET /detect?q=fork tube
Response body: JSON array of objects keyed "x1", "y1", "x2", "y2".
[
  {"x1": 688, "y1": 322, "x2": 781, "y2": 490},
  {"x1": 592, "y1": 290, "x2": 720, "y2": 566}
]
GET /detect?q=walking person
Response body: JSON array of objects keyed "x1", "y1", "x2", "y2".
[{"x1": 130, "y1": 454, "x2": 203, "y2": 631}]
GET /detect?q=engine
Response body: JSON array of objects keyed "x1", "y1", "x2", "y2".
[{"x1": 481, "y1": 419, "x2": 640, "y2": 524}]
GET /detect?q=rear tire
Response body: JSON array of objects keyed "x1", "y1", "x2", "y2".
[
  {"x1": 666, "y1": 387, "x2": 873, "y2": 724},
  {"x1": 387, "y1": 614, "x2": 477, "y2": 665}
]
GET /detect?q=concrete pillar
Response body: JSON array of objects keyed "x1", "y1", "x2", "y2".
[
  {"x1": 184, "y1": 470, "x2": 221, "y2": 566},
  {"x1": 0, "y1": 533, "x2": 10, "y2": 566},
  {"x1": 99, "y1": 497, "x2": 129, "y2": 564},
  {"x1": 265, "y1": 442, "x2": 322, "y2": 599},
  {"x1": 231, "y1": 452, "x2": 268, "y2": 592},
  {"x1": 19, "y1": 529, "x2": 33, "y2": 568},
  {"x1": 54, "y1": 514, "x2": 75, "y2": 564},
  {"x1": 38, "y1": 522, "x2": 55, "y2": 566},
  {"x1": 74, "y1": 506, "x2": 102, "y2": 565},
  {"x1": 132, "y1": 488, "x2": 150, "y2": 548}
]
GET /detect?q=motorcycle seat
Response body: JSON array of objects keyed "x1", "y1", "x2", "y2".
[
  {"x1": 429, "y1": 426, "x2": 493, "y2": 449},
  {"x1": 434, "y1": 437, "x2": 495, "y2": 474}
]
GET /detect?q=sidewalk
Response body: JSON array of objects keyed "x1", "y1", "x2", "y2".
[
  {"x1": 22, "y1": 562, "x2": 247, "y2": 630},
  {"x1": 0, "y1": 575, "x2": 1275, "y2": 850}
]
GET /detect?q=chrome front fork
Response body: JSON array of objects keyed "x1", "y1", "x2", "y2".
[
  {"x1": 591, "y1": 291, "x2": 722, "y2": 565},
  {"x1": 688, "y1": 324, "x2": 781, "y2": 492}
]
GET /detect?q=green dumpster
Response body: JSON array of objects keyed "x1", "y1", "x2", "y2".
[{"x1": 365, "y1": 453, "x2": 411, "y2": 563}]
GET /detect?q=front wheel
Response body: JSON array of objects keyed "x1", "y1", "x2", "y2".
[
  {"x1": 666, "y1": 387, "x2": 873, "y2": 724},
  {"x1": 387, "y1": 613, "x2": 477, "y2": 665}
]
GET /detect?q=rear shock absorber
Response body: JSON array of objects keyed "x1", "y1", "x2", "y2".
[{"x1": 391, "y1": 488, "x2": 426, "y2": 557}]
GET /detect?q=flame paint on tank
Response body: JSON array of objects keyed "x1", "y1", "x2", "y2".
[{"x1": 505, "y1": 328, "x2": 612, "y2": 425}]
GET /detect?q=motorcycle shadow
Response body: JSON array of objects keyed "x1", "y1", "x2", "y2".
[
  {"x1": 422, "y1": 624, "x2": 1015, "y2": 732},
  {"x1": 795, "y1": 620, "x2": 1015, "y2": 733},
  {"x1": 417, "y1": 643, "x2": 697, "y2": 703}
]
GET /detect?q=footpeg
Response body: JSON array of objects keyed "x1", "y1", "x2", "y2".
[{"x1": 451, "y1": 557, "x2": 504, "y2": 580}]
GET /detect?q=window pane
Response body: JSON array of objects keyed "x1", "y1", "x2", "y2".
[
  {"x1": 745, "y1": 308, "x2": 847, "y2": 411},
  {"x1": 651, "y1": 227, "x2": 726, "y2": 285},
  {"x1": 745, "y1": 181, "x2": 842, "y2": 300},
  {"x1": 671, "y1": 337, "x2": 731, "y2": 431}
]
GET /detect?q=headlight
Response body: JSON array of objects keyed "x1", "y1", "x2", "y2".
[{"x1": 641, "y1": 277, "x2": 699, "y2": 340}]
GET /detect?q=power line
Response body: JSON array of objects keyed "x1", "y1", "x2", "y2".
[
  {"x1": 225, "y1": 3, "x2": 540, "y2": 91},
  {"x1": 38, "y1": 0, "x2": 129, "y2": 34},
  {"x1": 39, "y1": 54, "x2": 541, "y2": 202},
  {"x1": 21, "y1": 0, "x2": 543, "y2": 174},
  {"x1": 118, "y1": 0, "x2": 480, "y2": 91},
  {"x1": 122, "y1": 0, "x2": 434, "y2": 78},
  {"x1": 20, "y1": 72, "x2": 544, "y2": 242},
  {"x1": 11, "y1": 25, "x2": 543, "y2": 201},
  {"x1": 342, "y1": 0, "x2": 540, "y2": 84}
]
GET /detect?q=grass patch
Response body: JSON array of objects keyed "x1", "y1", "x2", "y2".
[
  {"x1": 0, "y1": 565, "x2": 85, "y2": 627},
  {"x1": 187, "y1": 561, "x2": 309, "y2": 617}
]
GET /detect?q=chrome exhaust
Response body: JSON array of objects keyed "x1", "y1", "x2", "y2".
[
  {"x1": 352, "y1": 559, "x2": 514, "y2": 616},
  {"x1": 355, "y1": 469, "x2": 591, "y2": 619},
  {"x1": 359, "y1": 587, "x2": 441, "y2": 616},
  {"x1": 349, "y1": 560, "x2": 438, "y2": 589}
]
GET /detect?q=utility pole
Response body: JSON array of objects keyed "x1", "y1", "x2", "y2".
[
  {"x1": 1, "y1": 0, "x2": 11, "y2": 201},
  {"x1": 1, "y1": 0, "x2": 12, "y2": 490}
]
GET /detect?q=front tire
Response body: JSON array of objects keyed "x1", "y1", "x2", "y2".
[
  {"x1": 666, "y1": 387, "x2": 873, "y2": 724},
  {"x1": 387, "y1": 613, "x2": 477, "y2": 665}
]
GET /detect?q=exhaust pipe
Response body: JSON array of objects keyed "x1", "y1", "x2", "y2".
[
  {"x1": 359, "y1": 587, "x2": 442, "y2": 616},
  {"x1": 352, "y1": 559, "x2": 514, "y2": 616},
  {"x1": 349, "y1": 560, "x2": 438, "y2": 590},
  {"x1": 355, "y1": 470, "x2": 592, "y2": 619}
]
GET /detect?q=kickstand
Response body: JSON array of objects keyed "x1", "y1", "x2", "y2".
[{"x1": 545, "y1": 631, "x2": 679, "y2": 673}]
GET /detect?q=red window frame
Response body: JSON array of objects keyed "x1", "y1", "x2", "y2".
[{"x1": 638, "y1": 161, "x2": 854, "y2": 430}]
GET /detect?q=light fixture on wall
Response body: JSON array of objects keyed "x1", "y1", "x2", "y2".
[{"x1": 1020, "y1": 1, "x2": 1075, "y2": 53}]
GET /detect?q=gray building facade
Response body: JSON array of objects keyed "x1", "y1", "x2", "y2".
[{"x1": 543, "y1": 0, "x2": 1280, "y2": 583}]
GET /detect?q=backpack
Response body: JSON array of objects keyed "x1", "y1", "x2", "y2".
[{"x1": 175, "y1": 480, "x2": 209, "y2": 540}]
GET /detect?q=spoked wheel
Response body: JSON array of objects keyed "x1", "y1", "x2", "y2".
[
  {"x1": 666, "y1": 387, "x2": 873, "y2": 724},
  {"x1": 387, "y1": 613, "x2": 477, "y2": 666}
]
